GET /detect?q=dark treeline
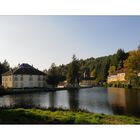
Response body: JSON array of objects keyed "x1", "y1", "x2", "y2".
[
  {"x1": 45, "y1": 49, "x2": 128, "y2": 86},
  {"x1": 0, "y1": 60, "x2": 10, "y2": 84}
]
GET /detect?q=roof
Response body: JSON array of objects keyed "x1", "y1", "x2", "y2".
[
  {"x1": 109, "y1": 68, "x2": 127, "y2": 76},
  {"x1": 2, "y1": 63, "x2": 46, "y2": 76}
]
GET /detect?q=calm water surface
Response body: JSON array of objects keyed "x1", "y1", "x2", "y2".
[{"x1": 0, "y1": 87, "x2": 140, "y2": 117}]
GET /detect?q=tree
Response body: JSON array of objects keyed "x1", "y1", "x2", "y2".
[
  {"x1": 115, "y1": 49, "x2": 127, "y2": 69},
  {"x1": 116, "y1": 49, "x2": 126, "y2": 62},
  {"x1": 90, "y1": 69, "x2": 96, "y2": 78},
  {"x1": 46, "y1": 63, "x2": 67, "y2": 87},
  {"x1": 0, "y1": 60, "x2": 10, "y2": 85},
  {"x1": 43, "y1": 48, "x2": 128, "y2": 86},
  {"x1": 94, "y1": 56, "x2": 110, "y2": 82},
  {"x1": 124, "y1": 50, "x2": 140, "y2": 72},
  {"x1": 125, "y1": 72, "x2": 140, "y2": 88},
  {"x1": 67, "y1": 55, "x2": 80, "y2": 87},
  {"x1": 2, "y1": 60, "x2": 10, "y2": 71},
  {"x1": 108, "y1": 66, "x2": 116, "y2": 75},
  {"x1": 110, "y1": 54, "x2": 118, "y2": 68},
  {"x1": 46, "y1": 63, "x2": 59, "y2": 87}
]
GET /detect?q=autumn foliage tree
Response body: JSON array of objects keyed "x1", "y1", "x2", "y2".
[
  {"x1": 124, "y1": 49, "x2": 140, "y2": 88},
  {"x1": 124, "y1": 50, "x2": 140, "y2": 73}
]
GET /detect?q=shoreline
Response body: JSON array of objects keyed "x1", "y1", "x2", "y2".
[{"x1": 0, "y1": 86, "x2": 94, "y2": 96}]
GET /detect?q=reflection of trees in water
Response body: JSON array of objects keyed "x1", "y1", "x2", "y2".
[
  {"x1": 68, "y1": 89, "x2": 79, "y2": 110},
  {"x1": 111, "y1": 106, "x2": 126, "y2": 115},
  {"x1": 125, "y1": 89, "x2": 140, "y2": 116},
  {"x1": 107, "y1": 88, "x2": 140, "y2": 116},
  {"x1": 49, "y1": 92, "x2": 56, "y2": 108}
]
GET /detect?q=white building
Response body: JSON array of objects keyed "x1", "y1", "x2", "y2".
[{"x1": 2, "y1": 63, "x2": 46, "y2": 88}]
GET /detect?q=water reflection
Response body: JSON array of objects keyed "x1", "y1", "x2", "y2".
[
  {"x1": 68, "y1": 89, "x2": 79, "y2": 110},
  {"x1": 0, "y1": 87, "x2": 140, "y2": 117},
  {"x1": 78, "y1": 88, "x2": 113, "y2": 114},
  {"x1": 54, "y1": 91, "x2": 69, "y2": 109},
  {"x1": 108, "y1": 88, "x2": 140, "y2": 116},
  {"x1": 48, "y1": 92, "x2": 55, "y2": 108}
]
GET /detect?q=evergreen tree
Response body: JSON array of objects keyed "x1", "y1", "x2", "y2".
[
  {"x1": 46, "y1": 63, "x2": 59, "y2": 87},
  {"x1": 116, "y1": 49, "x2": 126, "y2": 69},
  {"x1": 67, "y1": 55, "x2": 80, "y2": 87},
  {"x1": 0, "y1": 60, "x2": 10, "y2": 85},
  {"x1": 108, "y1": 66, "x2": 116, "y2": 75}
]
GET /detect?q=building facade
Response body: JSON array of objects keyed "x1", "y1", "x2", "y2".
[
  {"x1": 107, "y1": 73, "x2": 126, "y2": 83},
  {"x1": 2, "y1": 63, "x2": 46, "y2": 88},
  {"x1": 108, "y1": 71, "x2": 140, "y2": 83}
]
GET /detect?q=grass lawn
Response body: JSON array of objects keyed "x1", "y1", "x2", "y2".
[{"x1": 0, "y1": 108, "x2": 140, "y2": 124}]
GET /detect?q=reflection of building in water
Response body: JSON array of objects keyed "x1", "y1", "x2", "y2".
[
  {"x1": 3, "y1": 94, "x2": 35, "y2": 107},
  {"x1": 108, "y1": 88, "x2": 128, "y2": 115},
  {"x1": 0, "y1": 95, "x2": 26, "y2": 107},
  {"x1": 107, "y1": 88, "x2": 140, "y2": 116},
  {"x1": 108, "y1": 88, "x2": 126, "y2": 107},
  {"x1": 2, "y1": 95, "x2": 15, "y2": 106},
  {"x1": 68, "y1": 90, "x2": 79, "y2": 110}
]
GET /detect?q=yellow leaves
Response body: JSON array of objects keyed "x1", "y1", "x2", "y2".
[{"x1": 124, "y1": 50, "x2": 140, "y2": 72}]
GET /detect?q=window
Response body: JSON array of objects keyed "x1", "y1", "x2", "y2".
[
  {"x1": 20, "y1": 75, "x2": 23, "y2": 81},
  {"x1": 29, "y1": 75, "x2": 33, "y2": 81},
  {"x1": 38, "y1": 82, "x2": 41, "y2": 87},
  {"x1": 38, "y1": 75, "x2": 41, "y2": 81},
  {"x1": 43, "y1": 76, "x2": 46, "y2": 81},
  {"x1": 14, "y1": 75, "x2": 18, "y2": 81},
  {"x1": 15, "y1": 82, "x2": 18, "y2": 88},
  {"x1": 20, "y1": 82, "x2": 24, "y2": 88}
]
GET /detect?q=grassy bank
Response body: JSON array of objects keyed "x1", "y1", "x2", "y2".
[{"x1": 0, "y1": 108, "x2": 140, "y2": 124}]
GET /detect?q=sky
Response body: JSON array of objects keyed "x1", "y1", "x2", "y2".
[{"x1": 0, "y1": 16, "x2": 140, "y2": 70}]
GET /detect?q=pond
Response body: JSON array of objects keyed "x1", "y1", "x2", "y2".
[{"x1": 0, "y1": 87, "x2": 140, "y2": 117}]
